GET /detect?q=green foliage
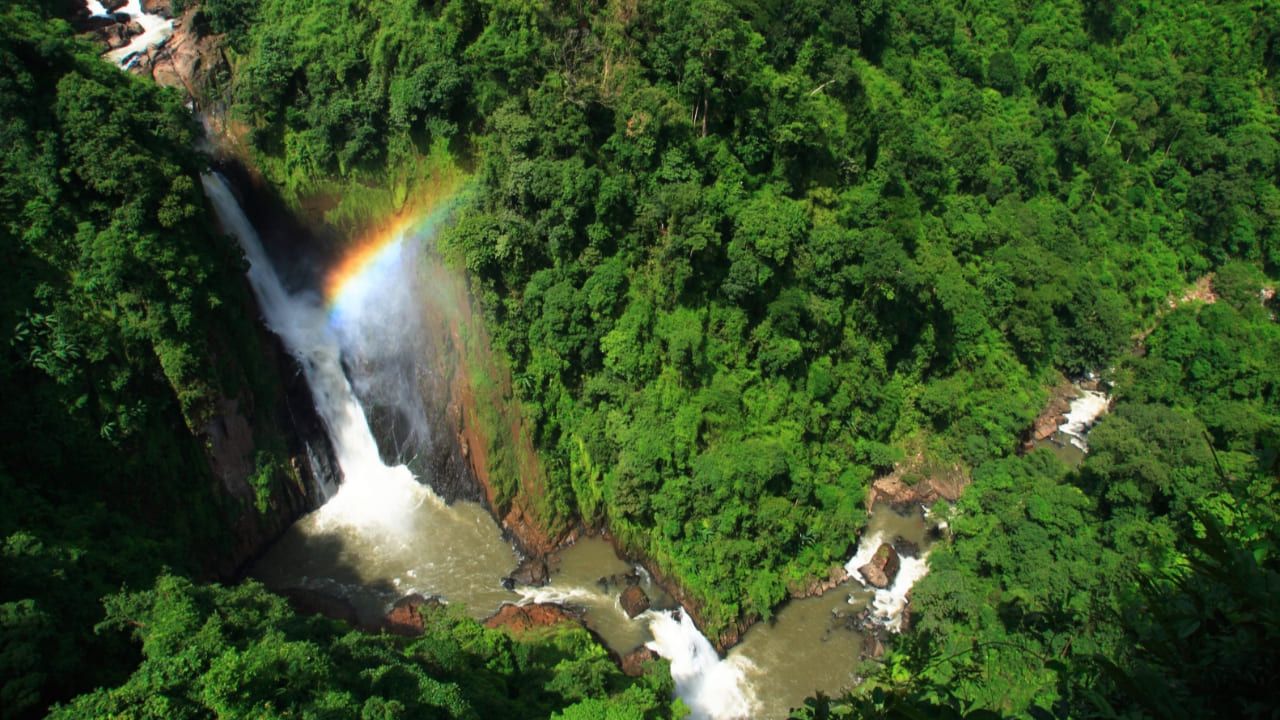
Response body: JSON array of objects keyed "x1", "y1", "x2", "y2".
[
  {"x1": 223, "y1": 0, "x2": 1280, "y2": 643},
  {"x1": 11, "y1": 0, "x2": 1277, "y2": 717},
  {"x1": 48, "y1": 576, "x2": 680, "y2": 720},
  {"x1": 0, "y1": 6, "x2": 297, "y2": 715},
  {"x1": 820, "y1": 278, "x2": 1279, "y2": 716}
]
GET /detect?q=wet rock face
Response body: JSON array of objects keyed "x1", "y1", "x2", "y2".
[
  {"x1": 620, "y1": 646, "x2": 659, "y2": 677},
  {"x1": 620, "y1": 585, "x2": 650, "y2": 619},
  {"x1": 503, "y1": 556, "x2": 550, "y2": 589},
  {"x1": 141, "y1": 0, "x2": 174, "y2": 18},
  {"x1": 857, "y1": 543, "x2": 901, "y2": 589},
  {"x1": 891, "y1": 536, "x2": 920, "y2": 558},
  {"x1": 97, "y1": 20, "x2": 143, "y2": 48},
  {"x1": 791, "y1": 565, "x2": 850, "y2": 598},
  {"x1": 596, "y1": 570, "x2": 641, "y2": 592},
  {"x1": 383, "y1": 593, "x2": 443, "y2": 636},
  {"x1": 484, "y1": 603, "x2": 580, "y2": 634}
]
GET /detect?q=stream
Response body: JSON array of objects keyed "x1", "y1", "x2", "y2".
[
  {"x1": 202, "y1": 171, "x2": 939, "y2": 719},
  {"x1": 86, "y1": 0, "x2": 174, "y2": 68}
]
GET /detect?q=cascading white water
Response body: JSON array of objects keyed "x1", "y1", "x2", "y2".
[
  {"x1": 1058, "y1": 389, "x2": 1110, "y2": 451},
  {"x1": 84, "y1": 0, "x2": 174, "y2": 69},
  {"x1": 646, "y1": 610, "x2": 758, "y2": 720},
  {"x1": 845, "y1": 527, "x2": 931, "y2": 633},
  {"x1": 201, "y1": 172, "x2": 437, "y2": 535}
]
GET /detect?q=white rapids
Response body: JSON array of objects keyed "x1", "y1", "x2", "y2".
[
  {"x1": 845, "y1": 527, "x2": 931, "y2": 633},
  {"x1": 646, "y1": 610, "x2": 759, "y2": 720},
  {"x1": 84, "y1": 0, "x2": 175, "y2": 69},
  {"x1": 1058, "y1": 389, "x2": 1110, "y2": 451}
]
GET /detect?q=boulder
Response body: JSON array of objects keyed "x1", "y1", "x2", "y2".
[
  {"x1": 503, "y1": 556, "x2": 550, "y2": 588},
  {"x1": 383, "y1": 593, "x2": 443, "y2": 636},
  {"x1": 862, "y1": 632, "x2": 886, "y2": 659},
  {"x1": 484, "y1": 602, "x2": 579, "y2": 634},
  {"x1": 141, "y1": 0, "x2": 174, "y2": 18},
  {"x1": 620, "y1": 645, "x2": 659, "y2": 677},
  {"x1": 620, "y1": 585, "x2": 650, "y2": 618},
  {"x1": 891, "y1": 536, "x2": 920, "y2": 558},
  {"x1": 596, "y1": 569, "x2": 641, "y2": 592},
  {"x1": 72, "y1": 12, "x2": 117, "y2": 32},
  {"x1": 103, "y1": 0, "x2": 129, "y2": 11},
  {"x1": 99, "y1": 20, "x2": 143, "y2": 49},
  {"x1": 857, "y1": 543, "x2": 900, "y2": 589}
]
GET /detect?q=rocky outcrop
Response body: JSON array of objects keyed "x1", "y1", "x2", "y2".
[
  {"x1": 1028, "y1": 378, "x2": 1076, "y2": 444},
  {"x1": 97, "y1": 20, "x2": 143, "y2": 49},
  {"x1": 483, "y1": 603, "x2": 580, "y2": 634},
  {"x1": 503, "y1": 556, "x2": 550, "y2": 589},
  {"x1": 204, "y1": 397, "x2": 258, "y2": 505},
  {"x1": 596, "y1": 569, "x2": 641, "y2": 592},
  {"x1": 892, "y1": 536, "x2": 920, "y2": 558},
  {"x1": 69, "y1": 8, "x2": 117, "y2": 32},
  {"x1": 620, "y1": 585, "x2": 650, "y2": 618},
  {"x1": 282, "y1": 587, "x2": 359, "y2": 626},
  {"x1": 620, "y1": 646, "x2": 659, "y2": 676},
  {"x1": 141, "y1": 0, "x2": 174, "y2": 18},
  {"x1": 383, "y1": 594, "x2": 443, "y2": 636},
  {"x1": 144, "y1": 8, "x2": 224, "y2": 97},
  {"x1": 857, "y1": 544, "x2": 900, "y2": 589},
  {"x1": 865, "y1": 471, "x2": 967, "y2": 510},
  {"x1": 790, "y1": 565, "x2": 850, "y2": 599}
]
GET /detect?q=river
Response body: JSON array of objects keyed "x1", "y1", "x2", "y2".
[{"x1": 202, "y1": 170, "x2": 938, "y2": 719}]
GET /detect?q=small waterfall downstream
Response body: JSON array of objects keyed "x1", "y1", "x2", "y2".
[
  {"x1": 647, "y1": 610, "x2": 759, "y2": 720},
  {"x1": 844, "y1": 528, "x2": 931, "y2": 633},
  {"x1": 1058, "y1": 389, "x2": 1110, "y2": 451}
]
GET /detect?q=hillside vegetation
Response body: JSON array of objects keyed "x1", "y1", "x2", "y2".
[
  {"x1": 1, "y1": 3, "x2": 678, "y2": 718},
  {"x1": 3, "y1": 0, "x2": 1277, "y2": 717},
  {"x1": 219, "y1": 0, "x2": 1278, "y2": 643}
]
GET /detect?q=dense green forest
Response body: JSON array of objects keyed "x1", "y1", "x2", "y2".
[
  {"x1": 215, "y1": 0, "x2": 1277, "y2": 638},
  {"x1": 3, "y1": 0, "x2": 1279, "y2": 717},
  {"x1": 0, "y1": 3, "x2": 288, "y2": 713},
  {"x1": 214, "y1": 0, "x2": 1279, "y2": 714},
  {"x1": 1, "y1": 4, "x2": 678, "y2": 718}
]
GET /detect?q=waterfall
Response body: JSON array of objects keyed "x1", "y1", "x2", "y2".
[
  {"x1": 1058, "y1": 389, "x2": 1110, "y2": 451},
  {"x1": 646, "y1": 611, "x2": 758, "y2": 720},
  {"x1": 201, "y1": 172, "x2": 437, "y2": 534},
  {"x1": 206, "y1": 172, "x2": 761, "y2": 714},
  {"x1": 844, "y1": 528, "x2": 931, "y2": 633}
]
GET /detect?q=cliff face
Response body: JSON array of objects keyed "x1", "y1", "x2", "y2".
[
  {"x1": 417, "y1": 251, "x2": 570, "y2": 557},
  {"x1": 202, "y1": 322, "x2": 342, "y2": 580}
]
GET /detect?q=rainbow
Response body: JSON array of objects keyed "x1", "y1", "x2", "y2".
[{"x1": 324, "y1": 183, "x2": 464, "y2": 320}]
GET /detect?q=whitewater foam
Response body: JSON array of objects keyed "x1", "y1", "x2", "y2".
[
  {"x1": 202, "y1": 172, "x2": 436, "y2": 535},
  {"x1": 86, "y1": 0, "x2": 175, "y2": 69},
  {"x1": 646, "y1": 610, "x2": 759, "y2": 720},
  {"x1": 845, "y1": 527, "x2": 931, "y2": 633},
  {"x1": 1059, "y1": 389, "x2": 1109, "y2": 451}
]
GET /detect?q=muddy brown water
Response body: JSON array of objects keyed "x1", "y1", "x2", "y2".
[
  {"x1": 251, "y1": 495, "x2": 518, "y2": 626},
  {"x1": 252, "y1": 499, "x2": 932, "y2": 718},
  {"x1": 732, "y1": 505, "x2": 932, "y2": 718}
]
